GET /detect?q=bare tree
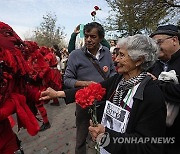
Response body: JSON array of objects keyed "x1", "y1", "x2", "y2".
[{"x1": 162, "y1": 0, "x2": 180, "y2": 8}]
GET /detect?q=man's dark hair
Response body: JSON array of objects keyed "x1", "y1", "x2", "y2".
[
  {"x1": 83, "y1": 22, "x2": 105, "y2": 39},
  {"x1": 53, "y1": 44, "x2": 61, "y2": 59},
  {"x1": 53, "y1": 44, "x2": 59, "y2": 50},
  {"x1": 113, "y1": 47, "x2": 120, "y2": 55},
  {"x1": 110, "y1": 40, "x2": 117, "y2": 45}
]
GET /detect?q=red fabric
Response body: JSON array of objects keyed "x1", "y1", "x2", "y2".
[
  {"x1": 0, "y1": 119, "x2": 18, "y2": 154},
  {"x1": 0, "y1": 93, "x2": 40, "y2": 136},
  {"x1": 0, "y1": 74, "x2": 15, "y2": 104},
  {"x1": 0, "y1": 48, "x2": 31, "y2": 75},
  {"x1": 0, "y1": 81, "x2": 16, "y2": 115},
  {"x1": 35, "y1": 100, "x2": 49, "y2": 123},
  {"x1": 44, "y1": 52, "x2": 58, "y2": 67},
  {"x1": 1, "y1": 136, "x2": 18, "y2": 154},
  {"x1": 14, "y1": 48, "x2": 31, "y2": 75},
  {"x1": 0, "y1": 21, "x2": 24, "y2": 50},
  {"x1": 24, "y1": 41, "x2": 39, "y2": 53},
  {"x1": 28, "y1": 50, "x2": 50, "y2": 80},
  {"x1": 0, "y1": 49, "x2": 17, "y2": 73},
  {"x1": 26, "y1": 84, "x2": 48, "y2": 123},
  {"x1": 11, "y1": 93, "x2": 40, "y2": 136},
  {"x1": 39, "y1": 46, "x2": 49, "y2": 56},
  {"x1": 25, "y1": 84, "x2": 42, "y2": 104},
  {"x1": 53, "y1": 98, "x2": 59, "y2": 104},
  {"x1": 8, "y1": 115, "x2": 16, "y2": 128},
  {"x1": 23, "y1": 41, "x2": 39, "y2": 60},
  {"x1": 0, "y1": 22, "x2": 32, "y2": 76},
  {"x1": 43, "y1": 69, "x2": 62, "y2": 90},
  {"x1": 0, "y1": 97, "x2": 18, "y2": 152}
]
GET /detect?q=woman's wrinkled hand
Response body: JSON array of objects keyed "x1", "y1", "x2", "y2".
[
  {"x1": 88, "y1": 120, "x2": 105, "y2": 141},
  {"x1": 39, "y1": 87, "x2": 58, "y2": 101}
]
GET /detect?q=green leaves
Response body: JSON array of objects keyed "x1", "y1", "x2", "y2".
[
  {"x1": 34, "y1": 12, "x2": 66, "y2": 48},
  {"x1": 104, "y1": 0, "x2": 179, "y2": 37}
]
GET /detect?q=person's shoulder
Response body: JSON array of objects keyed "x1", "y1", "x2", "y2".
[
  {"x1": 69, "y1": 48, "x2": 83, "y2": 56},
  {"x1": 137, "y1": 76, "x2": 161, "y2": 96},
  {"x1": 108, "y1": 74, "x2": 122, "y2": 83},
  {"x1": 143, "y1": 79, "x2": 165, "y2": 109},
  {"x1": 102, "y1": 45, "x2": 110, "y2": 51},
  {"x1": 144, "y1": 78, "x2": 163, "y2": 97},
  {"x1": 144, "y1": 78, "x2": 158, "y2": 88},
  {"x1": 101, "y1": 46, "x2": 111, "y2": 56}
]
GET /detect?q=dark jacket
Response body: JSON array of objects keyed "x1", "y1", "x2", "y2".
[
  {"x1": 65, "y1": 74, "x2": 166, "y2": 154},
  {"x1": 150, "y1": 49, "x2": 180, "y2": 147},
  {"x1": 150, "y1": 49, "x2": 180, "y2": 103}
]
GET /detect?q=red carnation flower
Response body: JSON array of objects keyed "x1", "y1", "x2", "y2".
[
  {"x1": 91, "y1": 11, "x2": 96, "y2": 17},
  {"x1": 94, "y1": 5, "x2": 100, "y2": 10},
  {"x1": 75, "y1": 83, "x2": 106, "y2": 109}
]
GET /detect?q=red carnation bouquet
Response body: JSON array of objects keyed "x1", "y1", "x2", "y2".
[
  {"x1": 75, "y1": 83, "x2": 106, "y2": 126},
  {"x1": 75, "y1": 83, "x2": 106, "y2": 153}
]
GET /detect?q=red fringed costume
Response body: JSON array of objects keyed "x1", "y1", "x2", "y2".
[
  {"x1": 26, "y1": 46, "x2": 51, "y2": 124},
  {"x1": 0, "y1": 21, "x2": 63, "y2": 153},
  {"x1": 39, "y1": 46, "x2": 63, "y2": 105},
  {"x1": 0, "y1": 22, "x2": 39, "y2": 153}
]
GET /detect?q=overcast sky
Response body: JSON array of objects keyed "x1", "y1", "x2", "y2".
[{"x1": 0, "y1": 0, "x2": 110, "y2": 42}]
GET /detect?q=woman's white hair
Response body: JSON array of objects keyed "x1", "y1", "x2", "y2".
[{"x1": 117, "y1": 34, "x2": 159, "y2": 71}]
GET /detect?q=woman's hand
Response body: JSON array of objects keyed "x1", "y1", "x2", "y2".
[
  {"x1": 88, "y1": 120, "x2": 105, "y2": 141},
  {"x1": 39, "y1": 87, "x2": 62, "y2": 101}
]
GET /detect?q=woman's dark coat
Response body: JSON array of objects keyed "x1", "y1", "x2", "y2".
[{"x1": 65, "y1": 74, "x2": 166, "y2": 154}]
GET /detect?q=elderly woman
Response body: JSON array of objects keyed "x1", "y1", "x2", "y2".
[
  {"x1": 87, "y1": 34, "x2": 167, "y2": 154},
  {"x1": 39, "y1": 34, "x2": 166, "y2": 154}
]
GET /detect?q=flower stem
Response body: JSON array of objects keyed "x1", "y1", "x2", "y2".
[
  {"x1": 89, "y1": 100, "x2": 100, "y2": 153},
  {"x1": 92, "y1": 100, "x2": 98, "y2": 127}
]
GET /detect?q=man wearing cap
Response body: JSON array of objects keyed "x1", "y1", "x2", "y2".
[{"x1": 150, "y1": 24, "x2": 180, "y2": 154}]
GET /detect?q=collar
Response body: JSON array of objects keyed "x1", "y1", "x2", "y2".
[
  {"x1": 158, "y1": 49, "x2": 180, "y2": 64},
  {"x1": 133, "y1": 75, "x2": 152, "y2": 100},
  {"x1": 86, "y1": 44, "x2": 103, "y2": 59},
  {"x1": 169, "y1": 49, "x2": 180, "y2": 63},
  {"x1": 157, "y1": 49, "x2": 180, "y2": 71},
  {"x1": 158, "y1": 60, "x2": 169, "y2": 71}
]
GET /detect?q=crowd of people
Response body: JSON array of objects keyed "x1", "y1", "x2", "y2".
[{"x1": 1, "y1": 19, "x2": 180, "y2": 154}]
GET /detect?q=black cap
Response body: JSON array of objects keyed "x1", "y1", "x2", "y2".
[{"x1": 150, "y1": 24, "x2": 180, "y2": 40}]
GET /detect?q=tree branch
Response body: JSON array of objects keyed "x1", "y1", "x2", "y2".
[{"x1": 163, "y1": 0, "x2": 180, "y2": 8}]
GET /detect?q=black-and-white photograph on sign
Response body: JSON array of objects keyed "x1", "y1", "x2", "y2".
[{"x1": 101, "y1": 100, "x2": 130, "y2": 133}]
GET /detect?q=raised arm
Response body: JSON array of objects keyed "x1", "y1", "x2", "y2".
[{"x1": 68, "y1": 25, "x2": 80, "y2": 53}]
